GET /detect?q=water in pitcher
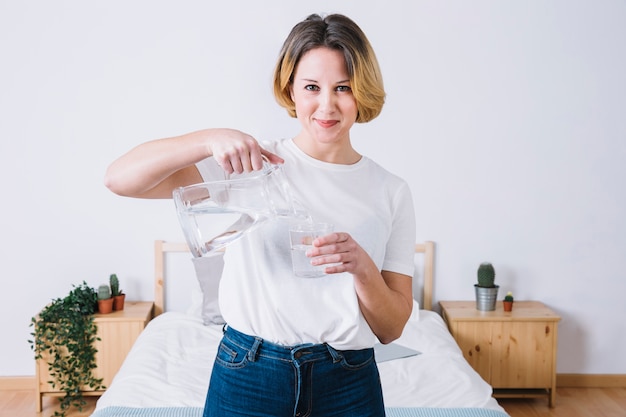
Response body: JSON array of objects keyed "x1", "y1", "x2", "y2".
[
  {"x1": 174, "y1": 161, "x2": 309, "y2": 258},
  {"x1": 185, "y1": 206, "x2": 269, "y2": 255}
]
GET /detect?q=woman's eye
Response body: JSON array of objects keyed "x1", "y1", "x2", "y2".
[
  {"x1": 305, "y1": 85, "x2": 320, "y2": 91},
  {"x1": 336, "y1": 85, "x2": 352, "y2": 92}
]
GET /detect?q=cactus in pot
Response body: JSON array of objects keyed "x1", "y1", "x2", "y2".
[
  {"x1": 503, "y1": 291, "x2": 514, "y2": 311},
  {"x1": 110, "y1": 273, "x2": 125, "y2": 311},
  {"x1": 97, "y1": 284, "x2": 113, "y2": 314},
  {"x1": 477, "y1": 262, "x2": 496, "y2": 287},
  {"x1": 474, "y1": 262, "x2": 499, "y2": 311},
  {"x1": 97, "y1": 284, "x2": 111, "y2": 300},
  {"x1": 109, "y1": 274, "x2": 120, "y2": 296}
]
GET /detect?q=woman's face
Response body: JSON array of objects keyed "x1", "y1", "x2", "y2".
[{"x1": 290, "y1": 47, "x2": 358, "y2": 147}]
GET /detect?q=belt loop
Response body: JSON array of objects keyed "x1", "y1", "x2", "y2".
[
  {"x1": 247, "y1": 337, "x2": 263, "y2": 362},
  {"x1": 221, "y1": 323, "x2": 228, "y2": 334},
  {"x1": 325, "y1": 343, "x2": 343, "y2": 363}
]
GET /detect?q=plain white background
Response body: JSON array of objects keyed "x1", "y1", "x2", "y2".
[{"x1": 1, "y1": 1, "x2": 624, "y2": 377}]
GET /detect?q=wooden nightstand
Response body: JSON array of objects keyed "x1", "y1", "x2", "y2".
[
  {"x1": 36, "y1": 301, "x2": 154, "y2": 411},
  {"x1": 439, "y1": 300, "x2": 560, "y2": 407}
]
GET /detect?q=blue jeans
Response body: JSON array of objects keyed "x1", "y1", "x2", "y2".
[{"x1": 203, "y1": 326, "x2": 385, "y2": 417}]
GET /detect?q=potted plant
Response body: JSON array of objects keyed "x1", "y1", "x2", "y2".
[
  {"x1": 97, "y1": 284, "x2": 114, "y2": 314},
  {"x1": 475, "y1": 262, "x2": 499, "y2": 311},
  {"x1": 110, "y1": 273, "x2": 125, "y2": 311},
  {"x1": 29, "y1": 282, "x2": 104, "y2": 417},
  {"x1": 503, "y1": 291, "x2": 514, "y2": 312}
]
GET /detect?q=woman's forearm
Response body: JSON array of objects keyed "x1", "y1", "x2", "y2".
[
  {"x1": 355, "y1": 269, "x2": 413, "y2": 344},
  {"x1": 104, "y1": 130, "x2": 217, "y2": 198}
]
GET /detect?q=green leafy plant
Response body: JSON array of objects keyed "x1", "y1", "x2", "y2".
[
  {"x1": 504, "y1": 291, "x2": 514, "y2": 302},
  {"x1": 477, "y1": 262, "x2": 496, "y2": 287},
  {"x1": 109, "y1": 273, "x2": 123, "y2": 296},
  {"x1": 29, "y1": 282, "x2": 103, "y2": 417}
]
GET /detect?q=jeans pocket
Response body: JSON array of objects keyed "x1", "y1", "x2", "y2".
[
  {"x1": 214, "y1": 338, "x2": 250, "y2": 369},
  {"x1": 339, "y1": 348, "x2": 375, "y2": 371}
]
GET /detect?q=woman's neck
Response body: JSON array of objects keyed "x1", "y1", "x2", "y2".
[{"x1": 292, "y1": 135, "x2": 362, "y2": 165}]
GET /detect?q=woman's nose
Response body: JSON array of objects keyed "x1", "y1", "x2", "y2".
[{"x1": 317, "y1": 90, "x2": 336, "y2": 112}]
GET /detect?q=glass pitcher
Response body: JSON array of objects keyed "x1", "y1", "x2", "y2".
[{"x1": 173, "y1": 161, "x2": 303, "y2": 257}]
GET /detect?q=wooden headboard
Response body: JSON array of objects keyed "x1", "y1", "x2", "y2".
[{"x1": 154, "y1": 240, "x2": 435, "y2": 316}]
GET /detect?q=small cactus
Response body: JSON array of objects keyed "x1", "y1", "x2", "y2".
[
  {"x1": 98, "y1": 284, "x2": 111, "y2": 300},
  {"x1": 109, "y1": 274, "x2": 123, "y2": 296},
  {"x1": 477, "y1": 262, "x2": 496, "y2": 287},
  {"x1": 504, "y1": 291, "x2": 514, "y2": 302}
]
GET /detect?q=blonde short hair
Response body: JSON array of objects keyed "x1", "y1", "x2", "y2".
[{"x1": 273, "y1": 14, "x2": 385, "y2": 123}]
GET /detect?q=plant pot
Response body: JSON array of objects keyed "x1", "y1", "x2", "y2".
[
  {"x1": 98, "y1": 298, "x2": 114, "y2": 314},
  {"x1": 113, "y1": 294, "x2": 126, "y2": 311},
  {"x1": 474, "y1": 284, "x2": 499, "y2": 311},
  {"x1": 503, "y1": 300, "x2": 513, "y2": 312}
]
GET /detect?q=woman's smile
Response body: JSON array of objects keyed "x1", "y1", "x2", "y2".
[{"x1": 316, "y1": 119, "x2": 340, "y2": 129}]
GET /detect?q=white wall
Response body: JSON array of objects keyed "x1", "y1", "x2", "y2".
[{"x1": 1, "y1": 1, "x2": 624, "y2": 377}]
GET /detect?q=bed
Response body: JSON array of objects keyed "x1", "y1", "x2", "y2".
[{"x1": 91, "y1": 241, "x2": 509, "y2": 417}]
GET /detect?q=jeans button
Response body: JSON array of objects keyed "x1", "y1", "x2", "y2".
[{"x1": 294, "y1": 351, "x2": 302, "y2": 359}]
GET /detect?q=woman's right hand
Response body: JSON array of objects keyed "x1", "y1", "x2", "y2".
[{"x1": 206, "y1": 128, "x2": 283, "y2": 175}]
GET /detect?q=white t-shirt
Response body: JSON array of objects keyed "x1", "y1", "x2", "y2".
[{"x1": 196, "y1": 138, "x2": 416, "y2": 350}]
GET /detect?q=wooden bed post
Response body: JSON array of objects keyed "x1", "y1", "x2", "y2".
[
  {"x1": 415, "y1": 241, "x2": 435, "y2": 311},
  {"x1": 154, "y1": 240, "x2": 165, "y2": 317}
]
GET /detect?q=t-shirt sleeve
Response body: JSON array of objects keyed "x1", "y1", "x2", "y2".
[
  {"x1": 195, "y1": 157, "x2": 227, "y2": 182},
  {"x1": 382, "y1": 181, "x2": 416, "y2": 277}
]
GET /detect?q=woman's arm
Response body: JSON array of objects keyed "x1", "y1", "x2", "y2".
[
  {"x1": 355, "y1": 269, "x2": 413, "y2": 344},
  {"x1": 104, "y1": 128, "x2": 283, "y2": 199}
]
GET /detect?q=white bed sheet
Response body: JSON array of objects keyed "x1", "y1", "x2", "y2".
[{"x1": 94, "y1": 302, "x2": 505, "y2": 413}]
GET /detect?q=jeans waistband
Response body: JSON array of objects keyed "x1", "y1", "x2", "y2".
[{"x1": 223, "y1": 325, "x2": 361, "y2": 364}]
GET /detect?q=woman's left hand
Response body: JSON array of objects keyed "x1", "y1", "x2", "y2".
[{"x1": 307, "y1": 232, "x2": 377, "y2": 277}]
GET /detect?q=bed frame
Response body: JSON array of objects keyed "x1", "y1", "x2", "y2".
[
  {"x1": 153, "y1": 240, "x2": 435, "y2": 316},
  {"x1": 93, "y1": 240, "x2": 511, "y2": 417}
]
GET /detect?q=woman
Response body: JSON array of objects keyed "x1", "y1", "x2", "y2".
[{"x1": 105, "y1": 13, "x2": 416, "y2": 417}]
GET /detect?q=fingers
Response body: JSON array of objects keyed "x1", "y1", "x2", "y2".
[
  {"x1": 226, "y1": 141, "x2": 258, "y2": 174},
  {"x1": 308, "y1": 232, "x2": 376, "y2": 276},
  {"x1": 309, "y1": 232, "x2": 352, "y2": 265},
  {"x1": 230, "y1": 148, "x2": 284, "y2": 173},
  {"x1": 219, "y1": 140, "x2": 286, "y2": 175},
  {"x1": 261, "y1": 149, "x2": 285, "y2": 166},
  {"x1": 210, "y1": 130, "x2": 271, "y2": 174},
  {"x1": 312, "y1": 232, "x2": 346, "y2": 248}
]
